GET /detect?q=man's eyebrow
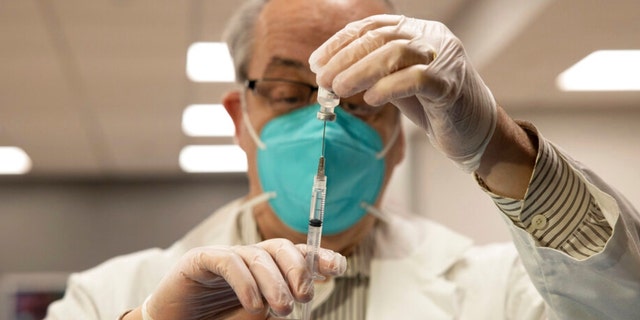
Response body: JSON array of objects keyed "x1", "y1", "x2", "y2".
[{"x1": 267, "y1": 56, "x2": 306, "y2": 69}]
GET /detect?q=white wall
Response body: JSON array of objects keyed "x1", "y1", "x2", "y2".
[{"x1": 387, "y1": 108, "x2": 640, "y2": 245}]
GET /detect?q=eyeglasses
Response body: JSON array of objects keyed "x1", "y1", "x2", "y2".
[
  {"x1": 246, "y1": 78, "x2": 319, "y2": 114},
  {"x1": 245, "y1": 78, "x2": 384, "y2": 118}
]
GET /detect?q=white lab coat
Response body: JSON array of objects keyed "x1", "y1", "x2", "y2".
[{"x1": 47, "y1": 157, "x2": 640, "y2": 319}]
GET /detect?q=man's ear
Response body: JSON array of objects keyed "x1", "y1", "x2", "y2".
[{"x1": 222, "y1": 90, "x2": 243, "y2": 138}]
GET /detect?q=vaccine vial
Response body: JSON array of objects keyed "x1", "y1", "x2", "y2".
[{"x1": 316, "y1": 87, "x2": 339, "y2": 121}]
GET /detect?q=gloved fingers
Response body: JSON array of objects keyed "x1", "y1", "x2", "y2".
[
  {"x1": 294, "y1": 244, "x2": 347, "y2": 277},
  {"x1": 390, "y1": 96, "x2": 432, "y2": 132},
  {"x1": 185, "y1": 246, "x2": 265, "y2": 314},
  {"x1": 232, "y1": 244, "x2": 296, "y2": 317},
  {"x1": 151, "y1": 242, "x2": 346, "y2": 319},
  {"x1": 330, "y1": 37, "x2": 434, "y2": 101},
  {"x1": 255, "y1": 239, "x2": 313, "y2": 302},
  {"x1": 313, "y1": 13, "x2": 497, "y2": 173},
  {"x1": 363, "y1": 64, "x2": 449, "y2": 108},
  {"x1": 310, "y1": 14, "x2": 442, "y2": 114},
  {"x1": 314, "y1": 23, "x2": 413, "y2": 92},
  {"x1": 310, "y1": 14, "x2": 404, "y2": 75}
]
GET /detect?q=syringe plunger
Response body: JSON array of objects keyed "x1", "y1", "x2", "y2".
[{"x1": 316, "y1": 156, "x2": 325, "y2": 177}]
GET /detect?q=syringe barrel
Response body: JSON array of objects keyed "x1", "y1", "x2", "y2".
[
  {"x1": 308, "y1": 174, "x2": 327, "y2": 222},
  {"x1": 306, "y1": 175, "x2": 326, "y2": 278},
  {"x1": 307, "y1": 225, "x2": 322, "y2": 248},
  {"x1": 305, "y1": 224, "x2": 322, "y2": 276}
]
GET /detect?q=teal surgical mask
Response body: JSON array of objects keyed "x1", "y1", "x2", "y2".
[{"x1": 243, "y1": 103, "x2": 398, "y2": 235}]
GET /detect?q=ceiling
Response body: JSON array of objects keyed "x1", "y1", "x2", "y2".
[{"x1": 0, "y1": 0, "x2": 638, "y2": 180}]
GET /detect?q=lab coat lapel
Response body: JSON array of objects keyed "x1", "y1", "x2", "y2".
[{"x1": 366, "y1": 213, "x2": 473, "y2": 320}]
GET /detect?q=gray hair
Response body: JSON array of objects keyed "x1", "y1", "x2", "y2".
[{"x1": 222, "y1": 0, "x2": 396, "y2": 84}]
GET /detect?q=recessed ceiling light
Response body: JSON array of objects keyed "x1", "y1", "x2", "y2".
[
  {"x1": 557, "y1": 50, "x2": 640, "y2": 91},
  {"x1": 186, "y1": 42, "x2": 236, "y2": 82},
  {"x1": 182, "y1": 104, "x2": 235, "y2": 137},
  {"x1": 0, "y1": 146, "x2": 32, "y2": 174},
  {"x1": 179, "y1": 145, "x2": 247, "y2": 173}
]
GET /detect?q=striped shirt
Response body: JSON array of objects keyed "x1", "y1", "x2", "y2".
[
  {"x1": 482, "y1": 122, "x2": 612, "y2": 260},
  {"x1": 238, "y1": 122, "x2": 613, "y2": 318}
]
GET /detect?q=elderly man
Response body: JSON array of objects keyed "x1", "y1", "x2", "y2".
[{"x1": 47, "y1": 0, "x2": 640, "y2": 319}]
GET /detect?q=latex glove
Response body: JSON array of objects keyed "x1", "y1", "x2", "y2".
[
  {"x1": 143, "y1": 239, "x2": 346, "y2": 319},
  {"x1": 310, "y1": 14, "x2": 497, "y2": 172}
]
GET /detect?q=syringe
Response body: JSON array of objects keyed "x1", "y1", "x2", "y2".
[
  {"x1": 301, "y1": 156, "x2": 327, "y2": 320},
  {"x1": 302, "y1": 87, "x2": 338, "y2": 320}
]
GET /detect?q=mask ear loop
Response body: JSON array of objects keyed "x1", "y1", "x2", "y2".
[
  {"x1": 239, "y1": 192, "x2": 277, "y2": 212},
  {"x1": 367, "y1": 120, "x2": 401, "y2": 223},
  {"x1": 238, "y1": 93, "x2": 275, "y2": 210},
  {"x1": 361, "y1": 202, "x2": 391, "y2": 225},
  {"x1": 240, "y1": 92, "x2": 267, "y2": 150},
  {"x1": 375, "y1": 122, "x2": 401, "y2": 159}
]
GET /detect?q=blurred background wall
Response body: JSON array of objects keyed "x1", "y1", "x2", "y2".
[{"x1": 0, "y1": 176, "x2": 247, "y2": 275}]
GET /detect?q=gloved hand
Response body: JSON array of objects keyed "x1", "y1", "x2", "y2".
[
  {"x1": 309, "y1": 14, "x2": 497, "y2": 172},
  {"x1": 141, "y1": 239, "x2": 346, "y2": 320}
]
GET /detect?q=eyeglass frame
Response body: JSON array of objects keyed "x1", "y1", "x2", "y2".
[
  {"x1": 245, "y1": 78, "x2": 318, "y2": 111},
  {"x1": 246, "y1": 78, "x2": 319, "y2": 94},
  {"x1": 244, "y1": 78, "x2": 385, "y2": 119}
]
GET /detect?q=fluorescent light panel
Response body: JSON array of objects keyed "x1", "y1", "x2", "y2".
[
  {"x1": 186, "y1": 42, "x2": 236, "y2": 82},
  {"x1": 557, "y1": 50, "x2": 640, "y2": 91},
  {"x1": 182, "y1": 104, "x2": 235, "y2": 137},
  {"x1": 0, "y1": 146, "x2": 32, "y2": 174},
  {"x1": 180, "y1": 145, "x2": 247, "y2": 173}
]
